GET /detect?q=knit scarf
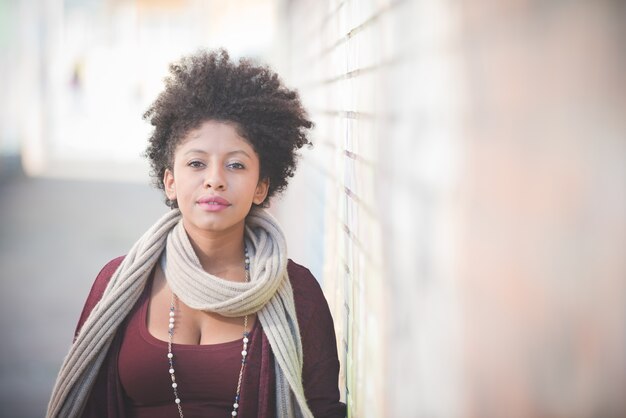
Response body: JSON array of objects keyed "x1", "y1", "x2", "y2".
[{"x1": 47, "y1": 207, "x2": 313, "y2": 418}]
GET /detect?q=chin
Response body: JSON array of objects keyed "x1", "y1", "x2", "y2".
[{"x1": 185, "y1": 216, "x2": 243, "y2": 234}]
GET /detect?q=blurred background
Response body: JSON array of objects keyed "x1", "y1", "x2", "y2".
[{"x1": 1, "y1": 0, "x2": 625, "y2": 417}]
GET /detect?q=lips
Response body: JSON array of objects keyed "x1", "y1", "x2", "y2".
[{"x1": 197, "y1": 195, "x2": 231, "y2": 211}]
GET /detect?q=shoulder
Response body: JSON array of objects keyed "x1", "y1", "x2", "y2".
[
  {"x1": 286, "y1": 260, "x2": 330, "y2": 330},
  {"x1": 74, "y1": 256, "x2": 126, "y2": 338},
  {"x1": 287, "y1": 260, "x2": 325, "y2": 303},
  {"x1": 87, "y1": 256, "x2": 126, "y2": 303},
  {"x1": 91, "y1": 256, "x2": 126, "y2": 294}
]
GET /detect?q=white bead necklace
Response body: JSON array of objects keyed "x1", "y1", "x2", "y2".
[{"x1": 167, "y1": 247, "x2": 251, "y2": 418}]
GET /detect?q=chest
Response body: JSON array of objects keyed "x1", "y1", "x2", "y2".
[{"x1": 117, "y1": 281, "x2": 262, "y2": 415}]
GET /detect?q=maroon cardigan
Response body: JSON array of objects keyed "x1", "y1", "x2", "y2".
[{"x1": 75, "y1": 256, "x2": 346, "y2": 418}]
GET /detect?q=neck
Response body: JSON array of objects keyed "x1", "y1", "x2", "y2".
[{"x1": 181, "y1": 219, "x2": 247, "y2": 280}]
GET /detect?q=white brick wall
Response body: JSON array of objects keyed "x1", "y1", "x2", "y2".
[{"x1": 277, "y1": 1, "x2": 464, "y2": 416}]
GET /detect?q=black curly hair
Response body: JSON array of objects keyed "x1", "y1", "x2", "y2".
[{"x1": 143, "y1": 49, "x2": 313, "y2": 208}]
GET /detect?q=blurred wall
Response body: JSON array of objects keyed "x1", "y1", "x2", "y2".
[
  {"x1": 0, "y1": 0, "x2": 278, "y2": 182},
  {"x1": 276, "y1": 0, "x2": 626, "y2": 417}
]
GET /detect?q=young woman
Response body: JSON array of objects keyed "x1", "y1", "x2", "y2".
[{"x1": 47, "y1": 49, "x2": 345, "y2": 418}]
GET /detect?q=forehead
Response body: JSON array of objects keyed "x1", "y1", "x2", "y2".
[{"x1": 176, "y1": 120, "x2": 254, "y2": 153}]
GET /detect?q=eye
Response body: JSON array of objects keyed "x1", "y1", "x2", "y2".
[
  {"x1": 227, "y1": 162, "x2": 245, "y2": 170},
  {"x1": 187, "y1": 160, "x2": 205, "y2": 168}
]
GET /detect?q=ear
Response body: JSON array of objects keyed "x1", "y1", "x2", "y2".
[
  {"x1": 163, "y1": 168, "x2": 177, "y2": 201},
  {"x1": 253, "y1": 177, "x2": 270, "y2": 205}
]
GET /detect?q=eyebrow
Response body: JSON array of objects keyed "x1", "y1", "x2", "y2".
[{"x1": 183, "y1": 149, "x2": 252, "y2": 158}]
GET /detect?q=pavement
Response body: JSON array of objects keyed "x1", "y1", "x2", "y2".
[{"x1": 0, "y1": 169, "x2": 166, "y2": 418}]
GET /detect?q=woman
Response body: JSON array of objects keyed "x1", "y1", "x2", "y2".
[{"x1": 47, "y1": 49, "x2": 345, "y2": 418}]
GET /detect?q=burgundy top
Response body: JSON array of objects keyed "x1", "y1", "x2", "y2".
[
  {"x1": 76, "y1": 257, "x2": 346, "y2": 418},
  {"x1": 118, "y1": 279, "x2": 262, "y2": 417}
]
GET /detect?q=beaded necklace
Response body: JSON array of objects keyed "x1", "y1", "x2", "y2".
[{"x1": 167, "y1": 246, "x2": 251, "y2": 418}]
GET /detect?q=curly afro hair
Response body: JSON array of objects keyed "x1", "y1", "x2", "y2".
[{"x1": 143, "y1": 49, "x2": 313, "y2": 208}]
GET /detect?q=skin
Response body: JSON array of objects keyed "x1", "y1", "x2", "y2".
[{"x1": 147, "y1": 120, "x2": 269, "y2": 345}]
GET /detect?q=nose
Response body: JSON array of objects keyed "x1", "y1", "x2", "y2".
[{"x1": 204, "y1": 165, "x2": 226, "y2": 190}]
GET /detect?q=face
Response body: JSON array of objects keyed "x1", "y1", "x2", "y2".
[{"x1": 163, "y1": 120, "x2": 269, "y2": 237}]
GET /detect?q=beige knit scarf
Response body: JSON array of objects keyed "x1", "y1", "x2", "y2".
[{"x1": 47, "y1": 207, "x2": 313, "y2": 418}]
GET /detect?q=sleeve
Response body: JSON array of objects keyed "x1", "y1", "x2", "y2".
[
  {"x1": 75, "y1": 256, "x2": 126, "y2": 418},
  {"x1": 289, "y1": 261, "x2": 347, "y2": 418}
]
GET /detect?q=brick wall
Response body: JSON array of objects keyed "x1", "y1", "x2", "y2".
[{"x1": 275, "y1": 0, "x2": 626, "y2": 417}]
